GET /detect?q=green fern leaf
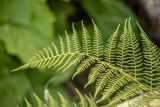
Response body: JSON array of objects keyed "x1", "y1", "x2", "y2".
[
  {"x1": 127, "y1": 18, "x2": 143, "y2": 79},
  {"x1": 25, "y1": 98, "x2": 32, "y2": 107},
  {"x1": 94, "y1": 68, "x2": 114, "y2": 99},
  {"x1": 72, "y1": 23, "x2": 81, "y2": 52},
  {"x1": 59, "y1": 36, "x2": 65, "y2": 54},
  {"x1": 116, "y1": 19, "x2": 130, "y2": 71},
  {"x1": 81, "y1": 21, "x2": 92, "y2": 55},
  {"x1": 58, "y1": 92, "x2": 69, "y2": 107},
  {"x1": 47, "y1": 91, "x2": 59, "y2": 107},
  {"x1": 33, "y1": 93, "x2": 48, "y2": 107},
  {"x1": 105, "y1": 24, "x2": 120, "y2": 65},
  {"x1": 24, "y1": 89, "x2": 96, "y2": 107},
  {"x1": 85, "y1": 62, "x2": 106, "y2": 89},
  {"x1": 92, "y1": 20, "x2": 103, "y2": 59},
  {"x1": 65, "y1": 31, "x2": 71, "y2": 53},
  {"x1": 85, "y1": 94, "x2": 97, "y2": 107},
  {"x1": 73, "y1": 57, "x2": 96, "y2": 79},
  {"x1": 75, "y1": 89, "x2": 88, "y2": 107},
  {"x1": 138, "y1": 22, "x2": 160, "y2": 90},
  {"x1": 14, "y1": 19, "x2": 160, "y2": 106}
]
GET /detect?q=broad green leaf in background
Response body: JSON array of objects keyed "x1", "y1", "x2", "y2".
[
  {"x1": 0, "y1": 75, "x2": 30, "y2": 107},
  {"x1": 0, "y1": 43, "x2": 30, "y2": 107},
  {"x1": 0, "y1": 0, "x2": 55, "y2": 62}
]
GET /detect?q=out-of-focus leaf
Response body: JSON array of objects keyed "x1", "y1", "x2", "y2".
[
  {"x1": 49, "y1": 0, "x2": 72, "y2": 35},
  {"x1": 0, "y1": 0, "x2": 55, "y2": 62},
  {"x1": 0, "y1": 75, "x2": 30, "y2": 107},
  {"x1": 0, "y1": 43, "x2": 30, "y2": 107},
  {"x1": 81, "y1": 0, "x2": 137, "y2": 38}
]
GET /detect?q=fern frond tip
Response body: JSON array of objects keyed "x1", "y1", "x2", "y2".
[{"x1": 12, "y1": 64, "x2": 30, "y2": 72}]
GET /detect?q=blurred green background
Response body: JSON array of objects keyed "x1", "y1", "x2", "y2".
[{"x1": 0, "y1": 0, "x2": 159, "y2": 107}]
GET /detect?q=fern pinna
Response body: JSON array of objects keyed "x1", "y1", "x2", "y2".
[{"x1": 14, "y1": 18, "x2": 160, "y2": 107}]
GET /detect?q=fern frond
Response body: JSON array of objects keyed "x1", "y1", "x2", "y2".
[
  {"x1": 137, "y1": 22, "x2": 160, "y2": 90},
  {"x1": 85, "y1": 55, "x2": 151, "y2": 105},
  {"x1": 72, "y1": 23, "x2": 81, "y2": 52},
  {"x1": 59, "y1": 36, "x2": 65, "y2": 54},
  {"x1": 107, "y1": 83, "x2": 142, "y2": 106},
  {"x1": 116, "y1": 19, "x2": 130, "y2": 71},
  {"x1": 47, "y1": 92, "x2": 59, "y2": 107},
  {"x1": 12, "y1": 35, "x2": 81, "y2": 72},
  {"x1": 105, "y1": 24, "x2": 120, "y2": 65},
  {"x1": 81, "y1": 21, "x2": 92, "y2": 55},
  {"x1": 25, "y1": 90, "x2": 97, "y2": 107},
  {"x1": 65, "y1": 31, "x2": 71, "y2": 53},
  {"x1": 97, "y1": 75, "x2": 129, "y2": 103},
  {"x1": 92, "y1": 20, "x2": 103, "y2": 59},
  {"x1": 58, "y1": 92, "x2": 69, "y2": 107},
  {"x1": 73, "y1": 57, "x2": 96, "y2": 79},
  {"x1": 33, "y1": 93, "x2": 48, "y2": 107},
  {"x1": 85, "y1": 63, "x2": 106, "y2": 89},
  {"x1": 85, "y1": 94, "x2": 97, "y2": 107},
  {"x1": 62, "y1": 54, "x2": 85, "y2": 73},
  {"x1": 94, "y1": 68, "x2": 114, "y2": 99},
  {"x1": 127, "y1": 18, "x2": 143, "y2": 79},
  {"x1": 75, "y1": 89, "x2": 88, "y2": 107},
  {"x1": 25, "y1": 98, "x2": 32, "y2": 107},
  {"x1": 52, "y1": 42, "x2": 59, "y2": 55},
  {"x1": 14, "y1": 19, "x2": 160, "y2": 106}
]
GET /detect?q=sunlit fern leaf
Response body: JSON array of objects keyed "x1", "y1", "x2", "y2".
[
  {"x1": 65, "y1": 31, "x2": 71, "y2": 53},
  {"x1": 85, "y1": 62, "x2": 107, "y2": 89},
  {"x1": 24, "y1": 90, "x2": 96, "y2": 107},
  {"x1": 86, "y1": 55, "x2": 150, "y2": 105},
  {"x1": 105, "y1": 24, "x2": 120, "y2": 65},
  {"x1": 96, "y1": 70, "x2": 145, "y2": 104},
  {"x1": 14, "y1": 19, "x2": 160, "y2": 107},
  {"x1": 81, "y1": 21, "x2": 92, "y2": 55},
  {"x1": 92, "y1": 20, "x2": 103, "y2": 59},
  {"x1": 127, "y1": 18, "x2": 143, "y2": 80},
  {"x1": 12, "y1": 34, "x2": 81, "y2": 72},
  {"x1": 127, "y1": 18, "x2": 143, "y2": 79},
  {"x1": 58, "y1": 92, "x2": 69, "y2": 107},
  {"x1": 96, "y1": 74, "x2": 130, "y2": 103},
  {"x1": 107, "y1": 83, "x2": 142, "y2": 107},
  {"x1": 75, "y1": 89, "x2": 88, "y2": 107},
  {"x1": 33, "y1": 93, "x2": 48, "y2": 107},
  {"x1": 94, "y1": 68, "x2": 115, "y2": 99},
  {"x1": 25, "y1": 98, "x2": 32, "y2": 107},
  {"x1": 73, "y1": 57, "x2": 96, "y2": 79},
  {"x1": 59, "y1": 36, "x2": 65, "y2": 54},
  {"x1": 47, "y1": 91, "x2": 59, "y2": 107},
  {"x1": 72, "y1": 23, "x2": 81, "y2": 52},
  {"x1": 85, "y1": 94, "x2": 97, "y2": 107},
  {"x1": 93, "y1": 25, "x2": 120, "y2": 97},
  {"x1": 62, "y1": 54, "x2": 85, "y2": 73},
  {"x1": 57, "y1": 54, "x2": 78, "y2": 72},
  {"x1": 116, "y1": 19, "x2": 130, "y2": 71},
  {"x1": 137, "y1": 23, "x2": 160, "y2": 90}
]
